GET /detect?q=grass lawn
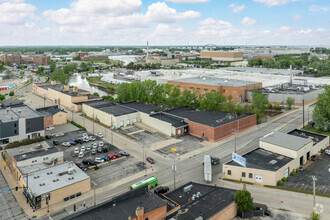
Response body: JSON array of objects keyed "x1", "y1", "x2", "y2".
[{"x1": 302, "y1": 127, "x2": 330, "y2": 136}]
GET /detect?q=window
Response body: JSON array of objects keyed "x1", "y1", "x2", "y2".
[
  {"x1": 189, "y1": 87, "x2": 194, "y2": 90},
  {"x1": 249, "y1": 173, "x2": 253, "y2": 178},
  {"x1": 204, "y1": 89, "x2": 208, "y2": 91},
  {"x1": 177, "y1": 86, "x2": 180, "y2": 88},
  {"x1": 211, "y1": 90, "x2": 216, "y2": 92},
  {"x1": 14, "y1": 123, "x2": 17, "y2": 127},
  {"x1": 177, "y1": 129, "x2": 181, "y2": 135},
  {"x1": 197, "y1": 88, "x2": 201, "y2": 90},
  {"x1": 242, "y1": 172, "x2": 246, "y2": 177},
  {"x1": 14, "y1": 130, "x2": 17, "y2": 134},
  {"x1": 45, "y1": 117, "x2": 47, "y2": 121},
  {"x1": 223, "y1": 90, "x2": 226, "y2": 93},
  {"x1": 43, "y1": 157, "x2": 49, "y2": 161},
  {"x1": 59, "y1": 114, "x2": 62, "y2": 117},
  {"x1": 227, "y1": 170, "x2": 231, "y2": 175}
]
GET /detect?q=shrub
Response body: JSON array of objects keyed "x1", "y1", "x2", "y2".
[
  {"x1": 310, "y1": 211, "x2": 320, "y2": 220},
  {"x1": 282, "y1": 177, "x2": 287, "y2": 182},
  {"x1": 70, "y1": 121, "x2": 86, "y2": 131},
  {"x1": 277, "y1": 180, "x2": 284, "y2": 186},
  {"x1": 320, "y1": 149, "x2": 325, "y2": 153},
  {"x1": 6, "y1": 137, "x2": 45, "y2": 149},
  {"x1": 290, "y1": 171, "x2": 296, "y2": 176},
  {"x1": 266, "y1": 104, "x2": 273, "y2": 109},
  {"x1": 295, "y1": 168, "x2": 300, "y2": 173},
  {"x1": 274, "y1": 104, "x2": 282, "y2": 111},
  {"x1": 234, "y1": 190, "x2": 254, "y2": 213}
]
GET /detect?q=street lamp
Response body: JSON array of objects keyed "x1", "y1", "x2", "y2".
[
  {"x1": 312, "y1": 176, "x2": 317, "y2": 210},
  {"x1": 231, "y1": 129, "x2": 238, "y2": 153},
  {"x1": 171, "y1": 148, "x2": 178, "y2": 189}
]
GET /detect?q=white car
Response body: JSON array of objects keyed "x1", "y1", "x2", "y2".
[
  {"x1": 86, "y1": 145, "x2": 91, "y2": 151},
  {"x1": 74, "y1": 148, "x2": 79, "y2": 154},
  {"x1": 78, "y1": 152, "x2": 85, "y2": 158},
  {"x1": 46, "y1": 126, "x2": 55, "y2": 131},
  {"x1": 93, "y1": 143, "x2": 98, "y2": 149},
  {"x1": 97, "y1": 133, "x2": 103, "y2": 138},
  {"x1": 55, "y1": 132, "x2": 64, "y2": 137},
  {"x1": 83, "y1": 137, "x2": 89, "y2": 142},
  {"x1": 94, "y1": 158, "x2": 104, "y2": 163},
  {"x1": 325, "y1": 149, "x2": 330, "y2": 156},
  {"x1": 82, "y1": 133, "x2": 88, "y2": 137},
  {"x1": 99, "y1": 142, "x2": 104, "y2": 147},
  {"x1": 89, "y1": 136, "x2": 96, "y2": 141},
  {"x1": 61, "y1": 142, "x2": 71, "y2": 147},
  {"x1": 81, "y1": 146, "x2": 86, "y2": 151}
]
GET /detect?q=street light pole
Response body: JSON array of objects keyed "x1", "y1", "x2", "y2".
[
  {"x1": 173, "y1": 154, "x2": 176, "y2": 189},
  {"x1": 312, "y1": 176, "x2": 317, "y2": 210},
  {"x1": 232, "y1": 129, "x2": 238, "y2": 153},
  {"x1": 303, "y1": 99, "x2": 305, "y2": 127}
]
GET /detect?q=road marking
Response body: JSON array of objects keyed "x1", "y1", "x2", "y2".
[
  {"x1": 274, "y1": 114, "x2": 302, "y2": 132},
  {"x1": 294, "y1": 183, "x2": 300, "y2": 189}
]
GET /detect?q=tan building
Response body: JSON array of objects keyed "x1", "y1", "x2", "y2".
[
  {"x1": 75, "y1": 52, "x2": 88, "y2": 58},
  {"x1": 81, "y1": 55, "x2": 109, "y2": 61},
  {"x1": 146, "y1": 56, "x2": 179, "y2": 66},
  {"x1": 200, "y1": 51, "x2": 243, "y2": 61},
  {"x1": 19, "y1": 162, "x2": 90, "y2": 210},
  {"x1": 0, "y1": 54, "x2": 22, "y2": 64},
  {"x1": 32, "y1": 81, "x2": 102, "y2": 112},
  {"x1": 33, "y1": 55, "x2": 51, "y2": 65},
  {"x1": 223, "y1": 148, "x2": 295, "y2": 186},
  {"x1": 168, "y1": 76, "x2": 262, "y2": 103},
  {"x1": 36, "y1": 106, "x2": 67, "y2": 127}
]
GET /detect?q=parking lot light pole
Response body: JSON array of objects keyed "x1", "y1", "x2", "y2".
[
  {"x1": 231, "y1": 129, "x2": 238, "y2": 153},
  {"x1": 312, "y1": 176, "x2": 317, "y2": 210}
]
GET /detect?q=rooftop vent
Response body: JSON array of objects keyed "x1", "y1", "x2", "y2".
[
  {"x1": 183, "y1": 184, "x2": 193, "y2": 193},
  {"x1": 192, "y1": 194, "x2": 196, "y2": 201},
  {"x1": 52, "y1": 179, "x2": 59, "y2": 182},
  {"x1": 47, "y1": 172, "x2": 53, "y2": 175},
  {"x1": 68, "y1": 167, "x2": 75, "y2": 174},
  {"x1": 21, "y1": 154, "x2": 27, "y2": 159},
  {"x1": 269, "y1": 160, "x2": 278, "y2": 165},
  {"x1": 68, "y1": 177, "x2": 75, "y2": 180},
  {"x1": 39, "y1": 183, "x2": 46, "y2": 186}
]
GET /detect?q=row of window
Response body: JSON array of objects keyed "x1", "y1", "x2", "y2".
[
  {"x1": 31, "y1": 157, "x2": 49, "y2": 164},
  {"x1": 227, "y1": 170, "x2": 253, "y2": 178},
  {"x1": 45, "y1": 116, "x2": 52, "y2": 121},
  {"x1": 175, "y1": 85, "x2": 223, "y2": 93}
]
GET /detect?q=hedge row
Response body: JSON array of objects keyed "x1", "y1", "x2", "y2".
[{"x1": 6, "y1": 136, "x2": 45, "y2": 149}]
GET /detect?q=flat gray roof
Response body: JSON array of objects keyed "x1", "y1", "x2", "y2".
[
  {"x1": 260, "y1": 132, "x2": 312, "y2": 151},
  {"x1": 0, "y1": 105, "x2": 43, "y2": 122},
  {"x1": 19, "y1": 163, "x2": 57, "y2": 175},
  {"x1": 6, "y1": 141, "x2": 52, "y2": 158},
  {"x1": 0, "y1": 108, "x2": 19, "y2": 123},
  {"x1": 23, "y1": 162, "x2": 90, "y2": 197},
  {"x1": 170, "y1": 76, "x2": 259, "y2": 87}
]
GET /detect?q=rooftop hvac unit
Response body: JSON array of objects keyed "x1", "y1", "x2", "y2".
[
  {"x1": 192, "y1": 194, "x2": 196, "y2": 201},
  {"x1": 183, "y1": 184, "x2": 193, "y2": 193},
  {"x1": 68, "y1": 167, "x2": 75, "y2": 174}
]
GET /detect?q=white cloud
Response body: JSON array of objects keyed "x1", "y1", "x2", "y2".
[
  {"x1": 165, "y1": 0, "x2": 209, "y2": 3},
  {"x1": 239, "y1": 17, "x2": 256, "y2": 27},
  {"x1": 198, "y1": 18, "x2": 232, "y2": 29},
  {"x1": 298, "y1": 29, "x2": 312, "y2": 34},
  {"x1": 0, "y1": 1, "x2": 37, "y2": 25},
  {"x1": 316, "y1": 28, "x2": 326, "y2": 32},
  {"x1": 280, "y1": 26, "x2": 292, "y2": 32},
  {"x1": 228, "y1": 3, "x2": 245, "y2": 13},
  {"x1": 309, "y1": 5, "x2": 329, "y2": 12},
  {"x1": 253, "y1": 0, "x2": 297, "y2": 7},
  {"x1": 293, "y1": 15, "x2": 302, "y2": 21}
]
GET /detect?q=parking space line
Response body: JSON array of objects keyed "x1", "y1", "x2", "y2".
[{"x1": 294, "y1": 183, "x2": 300, "y2": 189}]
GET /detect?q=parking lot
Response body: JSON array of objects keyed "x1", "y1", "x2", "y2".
[
  {"x1": 156, "y1": 135, "x2": 204, "y2": 155},
  {"x1": 45, "y1": 123, "x2": 79, "y2": 136},
  {"x1": 283, "y1": 155, "x2": 330, "y2": 194}
]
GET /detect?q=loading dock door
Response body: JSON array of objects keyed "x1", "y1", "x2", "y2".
[
  {"x1": 255, "y1": 175, "x2": 263, "y2": 183},
  {"x1": 300, "y1": 156, "x2": 304, "y2": 165},
  {"x1": 307, "y1": 152, "x2": 310, "y2": 160},
  {"x1": 284, "y1": 168, "x2": 289, "y2": 177}
]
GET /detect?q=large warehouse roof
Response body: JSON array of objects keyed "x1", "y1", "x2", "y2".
[
  {"x1": 260, "y1": 132, "x2": 312, "y2": 151},
  {"x1": 169, "y1": 76, "x2": 258, "y2": 87}
]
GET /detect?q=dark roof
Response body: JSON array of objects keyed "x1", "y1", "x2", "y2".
[
  {"x1": 227, "y1": 148, "x2": 293, "y2": 171},
  {"x1": 151, "y1": 112, "x2": 188, "y2": 128},
  {"x1": 287, "y1": 129, "x2": 327, "y2": 146},
  {"x1": 166, "y1": 107, "x2": 255, "y2": 128},
  {"x1": 64, "y1": 185, "x2": 166, "y2": 220},
  {"x1": 99, "y1": 105, "x2": 137, "y2": 116},
  {"x1": 165, "y1": 182, "x2": 236, "y2": 220},
  {"x1": 14, "y1": 147, "x2": 60, "y2": 162},
  {"x1": 83, "y1": 100, "x2": 115, "y2": 109},
  {"x1": 1, "y1": 99, "x2": 24, "y2": 108},
  {"x1": 119, "y1": 101, "x2": 165, "y2": 114},
  {"x1": 36, "y1": 106, "x2": 65, "y2": 117}
]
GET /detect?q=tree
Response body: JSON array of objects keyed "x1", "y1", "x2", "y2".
[
  {"x1": 312, "y1": 85, "x2": 330, "y2": 131},
  {"x1": 93, "y1": 92, "x2": 100, "y2": 97},
  {"x1": 9, "y1": 91, "x2": 14, "y2": 97},
  {"x1": 251, "y1": 89, "x2": 268, "y2": 121},
  {"x1": 286, "y1": 97, "x2": 294, "y2": 110},
  {"x1": 37, "y1": 66, "x2": 44, "y2": 75},
  {"x1": 49, "y1": 62, "x2": 56, "y2": 73},
  {"x1": 50, "y1": 69, "x2": 70, "y2": 84},
  {"x1": 199, "y1": 92, "x2": 227, "y2": 111},
  {"x1": 19, "y1": 71, "x2": 24, "y2": 76},
  {"x1": 234, "y1": 190, "x2": 254, "y2": 213},
  {"x1": 0, "y1": 94, "x2": 5, "y2": 101},
  {"x1": 4, "y1": 61, "x2": 12, "y2": 67}
]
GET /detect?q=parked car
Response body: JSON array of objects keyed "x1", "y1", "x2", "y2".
[
  {"x1": 94, "y1": 158, "x2": 105, "y2": 163},
  {"x1": 91, "y1": 149, "x2": 97, "y2": 155},
  {"x1": 78, "y1": 152, "x2": 85, "y2": 158},
  {"x1": 99, "y1": 142, "x2": 104, "y2": 147},
  {"x1": 93, "y1": 143, "x2": 98, "y2": 149},
  {"x1": 81, "y1": 146, "x2": 86, "y2": 152},
  {"x1": 325, "y1": 149, "x2": 330, "y2": 156},
  {"x1": 53, "y1": 140, "x2": 59, "y2": 145},
  {"x1": 75, "y1": 163, "x2": 88, "y2": 172},
  {"x1": 97, "y1": 133, "x2": 103, "y2": 138},
  {"x1": 146, "y1": 156, "x2": 155, "y2": 164},
  {"x1": 45, "y1": 135, "x2": 52, "y2": 140},
  {"x1": 211, "y1": 156, "x2": 220, "y2": 165},
  {"x1": 61, "y1": 142, "x2": 71, "y2": 147},
  {"x1": 46, "y1": 126, "x2": 55, "y2": 131},
  {"x1": 82, "y1": 133, "x2": 88, "y2": 137},
  {"x1": 114, "y1": 152, "x2": 122, "y2": 158},
  {"x1": 82, "y1": 137, "x2": 89, "y2": 142},
  {"x1": 55, "y1": 132, "x2": 64, "y2": 137},
  {"x1": 89, "y1": 136, "x2": 96, "y2": 141},
  {"x1": 86, "y1": 145, "x2": 92, "y2": 151},
  {"x1": 108, "y1": 154, "x2": 117, "y2": 160},
  {"x1": 75, "y1": 138, "x2": 83, "y2": 144},
  {"x1": 98, "y1": 146, "x2": 102, "y2": 153},
  {"x1": 100, "y1": 156, "x2": 110, "y2": 161},
  {"x1": 74, "y1": 148, "x2": 79, "y2": 154},
  {"x1": 103, "y1": 146, "x2": 108, "y2": 153},
  {"x1": 82, "y1": 159, "x2": 95, "y2": 166},
  {"x1": 299, "y1": 166, "x2": 304, "y2": 172},
  {"x1": 70, "y1": 141, "x2": 77, "y2": 146},
  {"x1": 119, "y1": 151, "x2": 130, "y2": 157},
  {"x1": 154, "y1": 186, "x2": 169, "y2": 195}
]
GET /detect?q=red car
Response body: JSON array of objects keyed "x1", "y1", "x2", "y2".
[
  {"x1": 114, "y1": 152, "x2": 122, "y2": 158},
  {"x1": 146, "y1": 156, "x2": 155, "y2": 164},
  {"x1": 108, "y1": 154, "x2": 117, "y2": 160}
]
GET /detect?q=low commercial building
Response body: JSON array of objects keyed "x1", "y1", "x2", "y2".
[
  {"x1": 165, "y1": 182, "x2": 237, "y2": 220},
  {"x1": 1, "y1": 99, "x2": 24, "y2": 108},
  {"x1": 223, "y1": 148, "x2": 295, "y2": 186},
  {"x1": 168, "y1": 76, "x2": 262, "y2": 103},
  {"x1": 64, "y1": 185, "x2": 167, "y2": 220},
  {"x1": 81, "y1": 55, "x2": 109, "y2": 61},
  {"x1": 0, "y1": 83, "x2": 16, "y2": 91},
  {"x1": 246, "y1": 81, "x2": 324, "y2": 106},
  {"x1": 33, "y1": 55, "x2": 51, "y2": 65},
  {"x1": 200, "y1": 51, "x2": 243, "y2": 62},
  {"x1": 4, "y1": 141, "x2": 63, "y2": 182},
  {"x1": 0, "y1": 105, "x2": 44, "y2": 145},
  {"x1": 20, "y1": 162, "x2": 90, "y2": 210},
  {"x1": 36, "y1": 106, "x2": 67, "y2": 127},
  {"x1": 32, "y1": 81, "x2": 102, "y2": 112}
]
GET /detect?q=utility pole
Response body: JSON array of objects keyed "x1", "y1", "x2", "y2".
[
  {"x1": 232, "y1": 128, "x2": 238, "y2": 153},
  {"x1": 92, "y1": 108, "x2": 95, "y2": 135},
  {"x1": 171, "y1": 148, "x2": 177, "y2": 189},
  {"x1": 303, "y1": 99, "x2": 305, "y2": 127},
  {"x1": 92, "y1": 178, "x2": 96, "y2": 206},
  {"x1": 26, "y1": 173, "x2": 29, "y2": 204},
  {"x1": 312, "y1": 176, "x2": 317, "y2": 210}
]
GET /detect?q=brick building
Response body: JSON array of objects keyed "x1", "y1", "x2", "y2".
[
  {"x1": 168, "y1": 76, "x2": 262, "y2": 103},
  {"x1": 64, "y1": 185, "x2": 167, "y2": 220},
  {"x1": 0, "y1": 54, "x2": 22, "y2": 64},
  {"x1": 81, "y1": 55, "x2": 109, "y2": 61},
  {"x1": 74, "y1": 52, "x2": 88, "y2": 58},
  {"x1": 33, "y1": 55, "x2": 51, "y2": 65},
  {"x1": 200, "y1": 51, "x2": 243, "y2": 61},
  {"x1": 36, "y1": 106, "x2": 67, "y2": 127}
]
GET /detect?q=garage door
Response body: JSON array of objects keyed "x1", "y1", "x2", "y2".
[
  {"x1": 133, "y1": 118, "x2": 137, "y2": 123},
  {"x1": 255, "y1": 175, "x2": 262, "y2": 183},
  {"x1": 120, "y1": 121, "x2": 124, "y2": 126},
  {"x1": 284, "y1": 168, "x2": 289, "y2": 177},
  {"x1": 127, "y1": 119, "x2": 130, "y2": 125}
]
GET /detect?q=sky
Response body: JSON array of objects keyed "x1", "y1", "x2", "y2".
[{"x1": 0, "y1": 0, "x2": 329, "y2": 46}]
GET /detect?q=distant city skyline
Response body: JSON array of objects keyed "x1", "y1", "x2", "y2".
[{"x1": 0, "y1": 0, "x2": 329, "y2": 46}]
